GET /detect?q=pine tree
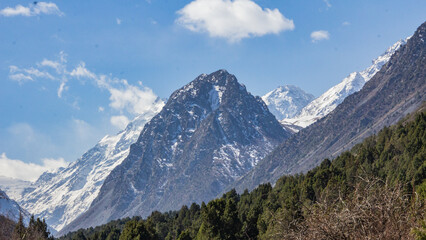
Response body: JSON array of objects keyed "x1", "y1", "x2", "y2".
[{"x1": 12, "y1": 212, "x2": 26, "y2": 240}]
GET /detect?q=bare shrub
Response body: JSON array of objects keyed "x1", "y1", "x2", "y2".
[{"x1": 275, "y1": 178, "x2": 425, "y2": 240}]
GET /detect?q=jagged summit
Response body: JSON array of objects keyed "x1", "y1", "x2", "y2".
[
  {"x1": 61, "y1": 70, "x2": 290, "y2": 234},
  {"x1": 233, "y1": 21, "x2": 426, "y2": 192},
  {"x1": 262, "y1": 85, "x2": 315, "y2": 120},
  {"x1": 283, "y1": 37, "x2": 410, "y2": 128},
  {"x1": 169, "y1": 70, "x2": 242, "y2": 103}
]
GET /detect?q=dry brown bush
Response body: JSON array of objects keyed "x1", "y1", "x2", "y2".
[{"x1": 270, "y1": 178, "x2": 425, "y2": 240}]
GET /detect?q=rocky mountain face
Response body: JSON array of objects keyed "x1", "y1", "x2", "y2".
[
  {"x1": 16, "y1": 109, "x2": 163, "y2": 232},
  {"x1": 233, "y1": 22, "x2": 426, "y2": 192},
  {"x1": 61, "y1": 70, "x2": 291, "y2": 234},
  {"x1": 283, "y1": 37, "x2": 409, "y2": 128},
  {"x1": 262, "y1": 85, "x2": 315, "y2": 120},
  {"x1": 0, "y1": 189, "x2": 30, "y2": 223}
]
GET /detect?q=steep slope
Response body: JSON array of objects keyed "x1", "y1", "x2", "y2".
[
  {"x1": 0, "y1": 189, "x2": 29, "y2": 223},
  {"x1": 59, "y1": 107, "x2": 426, "y2": 240},
  {"x1": 284, "y1": 37, "x2": 409, "y2": 128},
  {"x1": 62, "y1": 70, "x2": 291, "y2": 234},
  {"x1": 234, "y1": 22, "x2": 426, "y2": 192},
  {"x1": 262, "y1": 85, "x2": 315, "y2": 120},
  {"x1": 18, "y1": 109, "x2": 163, "y2": 232}
]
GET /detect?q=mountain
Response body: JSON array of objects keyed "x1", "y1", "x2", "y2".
[
  {"x1": 17, "y1": 109, "x2": 163, "y2": 232},
  {"x1": 283, "y1": 37, "x2": 409, "y2": 128},
  {"x1": 262, "y1": 85, "x2": 315, "y2": 120},
  {"x1": 0, "y1": 176, "x2": 33, "y2": 202},
  {"x1": 233, "y1": 22, "x2": 426, "y2": 192},
  {"x1": 61, "y1": 70, "x2": 291, "y2": 234},
  {"x1": 58, "y1": 106, "x2": 426, "y2": 240},
  {"x1": 0, "y1": 189, "x2": 30, "y2": 223}
]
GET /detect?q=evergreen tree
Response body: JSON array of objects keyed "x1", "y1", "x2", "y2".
[{"x1": 12, "y1": 212, "x2": 26, "y2": 240}]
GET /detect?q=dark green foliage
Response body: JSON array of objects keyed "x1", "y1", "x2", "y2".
[
  {"x1": 60, "y1": 111, "x2": 426, "y2": 240},
  {"x1": 196, "y1": 190, "x2": 241, "y2": 240},
  {"x1": 119, "y1": 219, "x2": 158, "y2": 240},
  {"x1": 9, "y1": 214, "x2": 54, "y2": 240},
  {"x1": 12, "y1": 213, "x2": 26, "y2": 240}
]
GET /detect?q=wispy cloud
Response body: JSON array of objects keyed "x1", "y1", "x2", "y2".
[
  {"x1": 0, "y1": 2, "x2": 63, "y2": 17},
  {"x1": 342, "y1": 21, "x2": 350, "y2": 26},
  {"x1": 69, "y1": 62, "x2": 164, "y2": 117},
  {"x1": 176, "y1": 0, "x2": 294, "y2": 42},
  {"x1": 9, "y1": 72, "x2": 34, "y2": 84},
  {"x1": 110, "y1": 115, "x2": 130, "y2": 129},
  {"x1": 0, "y1": 153, "x2": 67, "y2": 182},
  {"x1": 9, "y1": 65, "x2": 54, "y2": 85},
  {"x1": 310, "y1": 30, "x2": 330, "y2": 42},
  {"x1": 9, "y1": 52, "x2": 165, "y2": 130},
  {"x1": 116, "y1": 18, "x2": 122, "y2": 25}
]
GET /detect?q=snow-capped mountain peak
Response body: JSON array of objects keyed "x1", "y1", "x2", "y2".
[
  {"x1": 283, "y1": 37, "x2": 409, "y2": 128},
  {"x1": 17, "y1": 100, "x2": 164, "y2": 232},
  {"x1": 60, "y1": 70, "x2": 291, "y2": 233},
  {"x1": 262, "y1": 85, "x2": 315, "y2": 120}
]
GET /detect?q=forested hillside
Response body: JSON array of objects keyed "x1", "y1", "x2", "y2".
[{"x1": 60, "y1": 107, "x2": 426, "y2": 240}]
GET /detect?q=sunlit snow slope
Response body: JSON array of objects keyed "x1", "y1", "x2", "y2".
[{"x1": 18, "y1": 105, "x2": 163, "y2": 231}]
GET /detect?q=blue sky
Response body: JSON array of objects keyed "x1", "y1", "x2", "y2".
[{"x1": 0, "y1": 0, "x2": 425, "y2": 181}]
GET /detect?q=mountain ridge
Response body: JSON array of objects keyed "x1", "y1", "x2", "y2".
[
  {"x1": 17, "y1": 108, "x2": 163, "y2": 232},
  {"x1": 262, "y1": 85, "x2": 315, "y2": 120},
  {"x1": 283, "y1": 37, "x2": 409, "y2": 128},
  {"x1": 232, "y1": 21, "x2": 426, "y2": 192},
  {"x1": 60, "y1": 69, "x2": 291, "y2": 235}
]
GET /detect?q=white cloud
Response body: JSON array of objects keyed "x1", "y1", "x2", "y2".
[
  {"x1": 0, "y1": 2, "x2": 63, "y2": 17},
  {"x1": 0, "y1": 153, "x2": 67, "y2": 182},
  {"x1": 9, "y1": 52, "x2": 165, "y2": 129},
  {"x1": 24, "y1": 68, "x2": 55, "y2": 79},
  {"x1": 70, "y1": 62, "x2": 97, "y2": 80},
  {"x1": 40, "y1": 59, "x2": 62, "y2": 73},
  {"x1": 68, "y1": 62, "x2": 164, "y2": 115},
  {"x1": 9, "y1": 65, "x2": 55, "y2": 85},
  {"x1": 108, "y1": 82, "x2": 163, "y2": 115},
  {"x1": 57, "y1": 81, "x2": 68, "y2": 97},
  {"x1": 98, "y1": 106, "x2": 105, "y2": 112},
  {"x1": 342, "y1": 21, "x2": 350, "y2": 26},
  {"x1": 116, "y1": 18, "x2": 122, "y2": 25},
  {"x1": 310, "y1": 30, "x2": 330, "y2": 42},
  {"x1": 9, "y1": 73, "x2": 33, "y2": 84},
  {"x1": 110, "y1": 115, "x2": 130, "y2": 129},
  {"x1": 176, "y1": 0, "x2": 294, "y2": 42}
]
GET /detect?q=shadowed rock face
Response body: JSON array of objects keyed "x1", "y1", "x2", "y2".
[
  {"x1": 61, "y1": 70, "x2": 290, "y2": 234},
  {"x1": 232, "y1": 22, "x2": 426, "y2": 192}
]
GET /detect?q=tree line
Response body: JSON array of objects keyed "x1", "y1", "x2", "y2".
[{"x1": 8, "y1": 110, "x2": 426, "y2": 240}]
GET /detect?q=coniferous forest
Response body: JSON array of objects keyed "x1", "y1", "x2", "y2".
[{"x1": 56, "y1": 109, "x2": 426, "y2": 240}]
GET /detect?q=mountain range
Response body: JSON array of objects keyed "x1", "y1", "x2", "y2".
[
  {"x1": 279, "y1": 37, "x2": 408, "y2": 128},
  {"x1": 60, "y1": 70, "x2": 291, "y2": 234},
  {"x1": 0, "y1": 21, "x2": 423, "y2": 237},
  {"x1": 15, "y1": 109, "x2": 163, "y2": 231},
  {"x1": 233, "y1": 21, "x2": 426, "y2": 192}
]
